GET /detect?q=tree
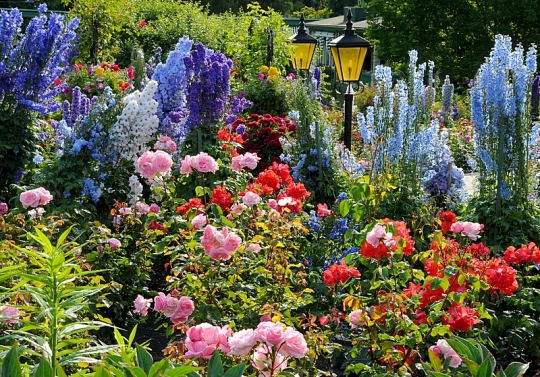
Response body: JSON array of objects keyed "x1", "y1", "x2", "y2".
[{"x1": 364, "y1": 0, "x2": 540, "y2": 81}]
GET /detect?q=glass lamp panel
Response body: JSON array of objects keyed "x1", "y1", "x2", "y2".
[
  {"x1": 292, "y1": 42, "x2": 316, "y2": 70},
  {"x1": 338, "y1": 47, "x2": 368, "y2": 82}
]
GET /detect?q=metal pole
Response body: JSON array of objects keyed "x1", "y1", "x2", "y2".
[{"x1": 344, "y1": 83, "x2": 355, "y2": 150}]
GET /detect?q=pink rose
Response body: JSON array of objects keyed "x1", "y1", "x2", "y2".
[
  {"x1": 208, "y1": 246, "x2": 233, "y2": 261},
  {"x1": 239, "y1": 152, "x2": 260, "y2": 170},
  {"x1": 133, "y1": 295, "x2": 152, "y2": 316},
  {"x1": 430, "y1": 339, "x2": 462, "y2": 368},
  {"x1": 450, "y1": 221, "x2": 484, "y2": 240},
  {"x1": 260, "y1": 315, "x2": 272, "y2": 322},
  {"x1": 154, "y1": 136, "x2": 177, "y2": 152},
  {"x1": 201, "y1": 225, "x2": 218, "y2": 252},
  {"x1": 231, "y1": 203, "x2": 247, "y2": 215},
  {"x1": 223, "y1": 232, "x2": 242, "y2": 253},
  {"x1": 192, "y1": 214, "x2": 207, "y2": 230},
  {"x1": 148, "y1": 203, "x2": 160, "y2": 214},
  {"x1": 366, "y1": 224, "x2": 395, "y2": 248},
  {"x1": 135, "y1": 202, "x2": 150, "y2": 214},
  {"x1": 184, "y1": 339, "x2": 216, "y2": 359},
  {"x1": 153, "y1": 292, "x2": 169, "y2": 312},
  {"x1": 20, "y1": 189, "x2": 41, "y2": 209},
  {"x1": 242, "y1": 191, "x2": 261, "y2": 207},
  {"x1": 0, "y1": 203, "x2": 8, "y2": 215},
  {"x1": 161, "y1": 297, "x2": 180, "y2": 318},
  {"x1": 176, "y1": 296, "x2": 195, "y2": 318},
  {"x1": 256, "y1": 321, "x2": 287, "y2": 347},
  {"x1": 280, "y1": 328, "x2": 308, "y2": 358},
  {"x1": 231, "y1": 155, "x2": 242, "y2": 171},
  {"x1": 267, "y1": 199, "x2": 278, "y2": 210},
  {"x1": 245, "y1": 243, "x2": 261, "y2": 253},
  {"x1": 36, "y1": 187, "x2": 53, "y2": 206},
  {"x1": 153, "y1": 150, "x2": 173, "y2": 173},
  {"x1": 137, "y1": 151, "x2": 157, "y2": 179},
  {"x1": 180, "y1": 155, "x2": 193, "y2": 176},
  {"x1": 251, "y1": 345, "x2": 287, "y2": 376},
  {"x1": 0, "y1": 306, "x2": 20, "y2": 324},
  {"x1": 228, "y1": 329, "x2": 259, "y2": 356},
  {"x1": 349, "y1": 309, "x2": 367, "y2": 327},
  {"x1": 119, "y1": 207, "x2": 132, "y2": 216},
  {"x1": 108, "y1": 238, "x2": 121, "y2": 249},
  {"x1": 192, "y1": 152, "x2": 219, "y2": 174}
]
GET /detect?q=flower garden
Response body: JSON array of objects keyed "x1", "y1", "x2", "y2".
[{"x1": 1, "y1": 3, "x2": 540, "y2": 377}]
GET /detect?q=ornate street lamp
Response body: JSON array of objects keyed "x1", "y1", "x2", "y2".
[
  {"x1": 329, "y1": 8, "x2": 370, "y2": 149},
  {"x1": 288, "y1": 14, "x2": 318, "y2": 71}
]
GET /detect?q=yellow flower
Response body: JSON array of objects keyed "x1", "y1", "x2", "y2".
[
  {"x1": 268, "y1": 74, "x2": 278, "y2": 81},
  {"x1": 95, "y1": 66, "x2": 105, "y2": 77},
  {"x1": 259, "y1": 65, "x2": 269, "y2": 74},
  {"x1": 268, "y1": 66, "x2": 279, "y2": 76}
]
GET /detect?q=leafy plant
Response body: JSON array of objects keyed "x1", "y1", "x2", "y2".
[{"x1": 0, "y1": 226, "x2": 115, "y2": 374}]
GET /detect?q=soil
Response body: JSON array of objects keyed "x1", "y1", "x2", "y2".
[{"x1": 132, "y1": 312, "x2": 170, "y2": 360}]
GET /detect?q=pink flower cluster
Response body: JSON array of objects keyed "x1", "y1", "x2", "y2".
[
  {"x1": 154, "y1": 135, "x2": 177, "y2": 152},
  {"x1": 429, "y1": 339, "x2": 462, "y2": 368},
  {"x1": 19, "y1": 187, "x2": 53, "y2": 209},
  {"x1": 180, "y1": 152, "x2": 219, "y2": 176},
  {"x1": 133, "y1": 292, "x2": 194, "y2": 325},
  {"x1": 450, "y1": 221, "x2": 484, "y2": 241},
  {"x1": 185, "y1": 323, "x2": 232, "y2": 359},
  {"x1": 137, "y1": 150, "x2": 173, "y2": 180},
  {"x1": 230, "y1": 321, "x2": 308, "y2": 376},
  {"x1": 231, "y1": 152, "x2": 260, "y2": 171},
  {"x1": 183, "y1": 320, "x2": 308, "y2": 376},
  {"x1": 0, "y1": 305, "x2": 20, "y2": 325},
  {"x1": 0, "y1": 202, "x2": 8, "y2": 215},
  {"x1": 201, "y1": 225, "x2": 242, "y2": 261}
]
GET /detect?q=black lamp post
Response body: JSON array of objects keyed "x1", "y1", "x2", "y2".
[
  {"x1": 329, "y1": 8, "x2": 370, "y2": 150},
  {"x1": 288, "y1": 14, "x2": 318, "y2": 71}
]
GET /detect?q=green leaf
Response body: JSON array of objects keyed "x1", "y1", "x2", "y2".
[
  {"x1": 125, "y1": 367, "x2": 147, "y2": 377},
  {"x1": 476, "y1": 354, "x2": 495, "y2": 377},
  {"x1": 339, "y1": 199, "x2": 351, "y2": 217},
  {"x1": 427, "y1": 348, "x2": 442, "y2": 372},
  {"x1": 503, "y1": 362, "x2": 529, "y2": 377},
  {"x1": 164, "y1": 366, "x2": 202, "y2": 376},
  {"x1": 223, "y1": 363, "x2": 246, "y2": 377},
  {"x1": 207, "y1": 351, "x2": 224, "y2": 377},
  {"x1": 1, "y1": 346, "x2": 22, "y2": 377},
  {"x1": 32, "y1": 357, "x2": 53, "y2": 377},
  {"x1": 136, "y1": 345, "x2": 153, "y2": 374}
]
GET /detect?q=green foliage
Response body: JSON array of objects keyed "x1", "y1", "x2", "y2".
[
  {"x1": 0, "y1": 226, "x2": 115, "y2": 373},
  {"x1": 0, "y1": 103, "x2": 37, "y2": 201},
  {"x1": 291, "y1": 6, "x2": 332, "y2": 18},
  {"x1": 364, "y1": 0, "x2": 540, "y2": 80},
  {"x1": 63, "y1": 0, "x2": 135, "y2": 63},
  {"x1": 422, "y1": 336, "x2": 530, "y2": 377}
]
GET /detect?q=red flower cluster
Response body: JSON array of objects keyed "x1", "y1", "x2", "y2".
[
  {"x1": 231, "y1": 114, "x2": 296, "y2": 168},
  {"x1": 442, "y1": 303, "x2": 480, "y2": 332},
  {"x1": 359, "y1": 219, "x2": 415, "y2": 260},
  {"x1": 248, "y1": 162, "x2": 293, "y2": 195},
  {"x1": 118, "y1": 82, "x2": 130, "y2": 91},
  {"x1": 101, "y1": 62, "x2": 121, "y2": 71},
  {"x1": 176, "y1": 198, "x2": 205, "y2": 215},
  {"x1": 148, "y1": 219, "x2": 167, "y2": 233},
  {"x1": 438, "y1": 210, "x2": 457, "y2": 234},
  {"x1": 502, "y1": 242, "x2": 540, "y2": 265},
  {"x1": 210, "y1": 186, "x2": 233, "y2": 212},
  {"x1": 485, "y1": 258, "x2": 519, "y2": 295},
  {"x1": 323, "y1": 260, "x2": 360, "y2": 287},
  {"x1": 217, "y1": 128, "x2": 244, "y2": 146}
]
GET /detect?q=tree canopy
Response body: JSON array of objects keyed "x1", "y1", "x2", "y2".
[{"x1": 364, "y1": 0, "x2": 540, "y2": 81}]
